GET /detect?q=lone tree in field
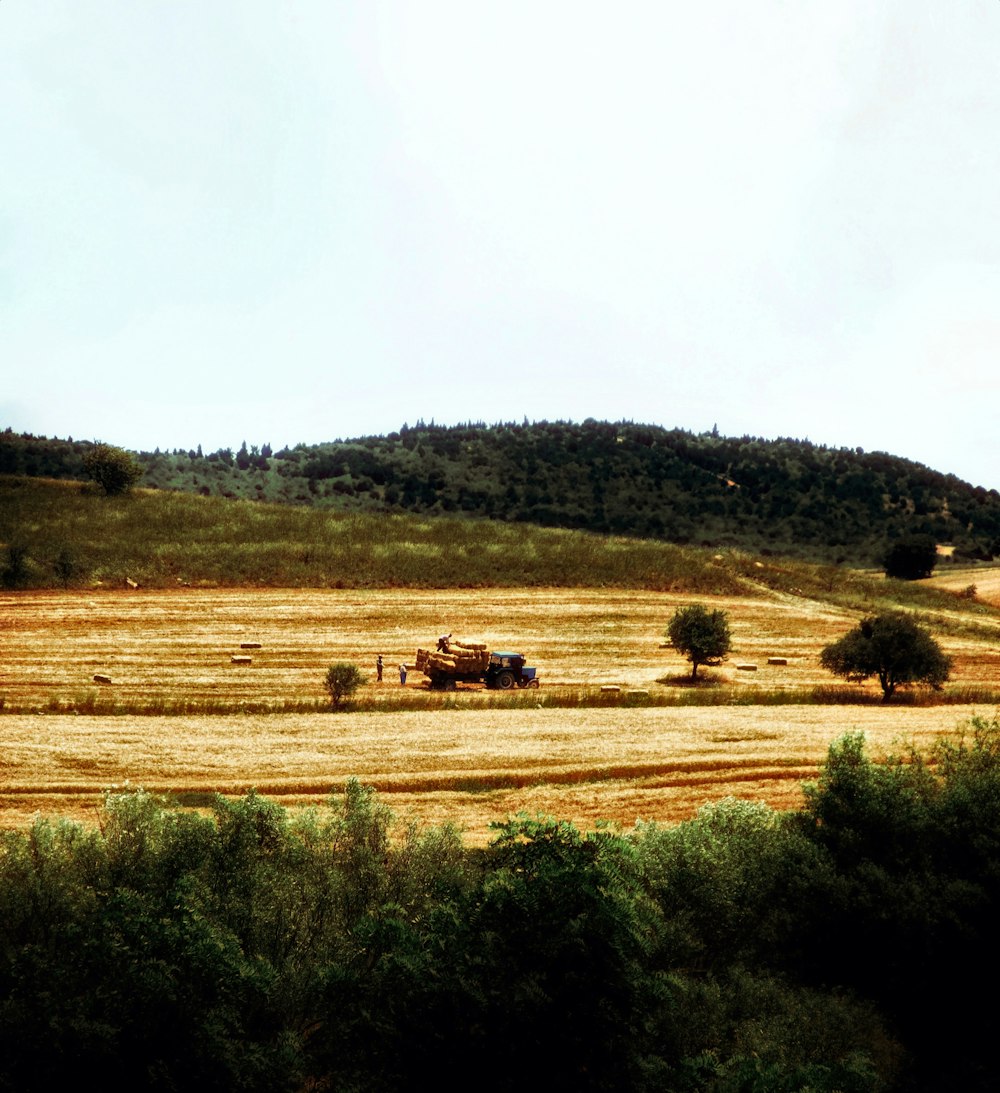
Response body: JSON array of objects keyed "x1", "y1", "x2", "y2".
[
  {"x1": 324, "y1": 662, "x2": 366, "y2": 710},
  {"x1": 83, "y1": 442, "x2": 144, "y2": 496},
  {"x1": 667, "y1": 604, "x2": 732, "y2": 681},
  {"x1": 820, "y1": 611, "x2": 951, "y2": 700},
  {"x1": 882, "y1": 534, "x2": 938, "y2": 580}
]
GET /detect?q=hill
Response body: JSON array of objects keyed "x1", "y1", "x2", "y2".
[
  {"x1": 5, "y1": 421, "x2": 1000, "y2": 564},
  {"x1": 5, "y1": 475, "x2": 1000, "y2": 639},
  {"x1": 0, "y1": 475, "x2": 747, "y2": 592}
]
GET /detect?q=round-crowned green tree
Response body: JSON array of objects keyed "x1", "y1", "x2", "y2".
[
  {"x1": 324, "y1": 662, "x2": 366, "y2": 709},
  {"x1": 82, "y1": 442, "x2": 144, "y2": 496},
  {"x1": 882, "y1": 534, "x2": 938, "y2": 581},
  {"x1": 667, "y1": 604, "x2": 732, "y2": 681},
  {"x1": 819, "y1": 611, "x2": 951, "y2": 700}
]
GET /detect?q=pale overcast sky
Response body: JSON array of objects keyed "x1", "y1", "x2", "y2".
[{"x1": 3, "y1": 2, "x2": 1000, "y2": 487}]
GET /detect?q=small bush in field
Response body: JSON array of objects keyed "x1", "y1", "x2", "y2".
[
  {"x1": 325, "y1": 662, "x2": 366, "y2": 709},
  {"x1": 83, "y1": 442, "x2": 144, "y2": 496}
]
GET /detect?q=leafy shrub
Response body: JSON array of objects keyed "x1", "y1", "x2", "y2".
[
  {"x1": 324, "y1": 663, "x2": 366, "y2": 709},
  {"x1": 82, "y1": 442, "x2": 143, "y2": 496},
  {"x1": 52, "y1": 547, "x2": 78, "y2": 588}
]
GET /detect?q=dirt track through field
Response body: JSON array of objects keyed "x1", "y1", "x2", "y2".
[{"x1": 3, "y1": 588, "x2": 1000, "y2": 843}]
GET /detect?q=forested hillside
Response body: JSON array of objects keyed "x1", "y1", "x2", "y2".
[{"x1": 5, "y1": 421, "x2": 1000, "y2": 564}]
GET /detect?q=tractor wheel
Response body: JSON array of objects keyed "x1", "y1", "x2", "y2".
[
  {"x1": 495, "y1": 669, "x2": 516, "y2": 690},
  {"x1": 527, "y1": 679, "x2": 540, "y2": 688}
]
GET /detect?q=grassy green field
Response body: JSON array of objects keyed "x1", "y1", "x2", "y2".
[
  {"x1": 1, "y1": 476, "x2": 745, "y2": 591},
  {"x1": 4, "y1": 476, "x2": 998, "y2": 624}
]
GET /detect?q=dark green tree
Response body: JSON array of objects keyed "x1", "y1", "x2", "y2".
[
  {"x1": 82, "y1": 442, "x2": 144, "y2": 496},
  {"x1": 324, "y1": 662, "x2": 366, "y2": 709},
  {"x1": 667, "y1": 604, "x2": 732, "y2": 680},
  {"x1": 819, "y1": 611, "x2": 951, "y2": 699},
  {"x1": 53, "y1": 547, "x2": 78, "y2": 588},
  {"x1": 1, "y1": 544, "x2": 30, "y2": 589},
  {"x1": 882, "y1": 533, "x2": 938, "y2": 580}
]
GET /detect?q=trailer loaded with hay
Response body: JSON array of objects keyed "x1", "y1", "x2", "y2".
[{"x1": 414, "y1": 638, "x2": 540, "y2": 691}]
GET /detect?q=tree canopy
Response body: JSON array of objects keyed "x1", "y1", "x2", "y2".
[
  {"x1": 82, "y1": 442, "x2": 144, "y2": 496},
  {"x1": 7, "y1": 423, "x2": 1000, "y2": 565},
  {"x1": 666, "y1": 604, "x2": 732, "y2": 680},
  {"x1": 819, "y1": 611, "x2": 951, "y2": 699},
  {"x1": 883, "y1": 534, "x2": 938, "y2": 580}
]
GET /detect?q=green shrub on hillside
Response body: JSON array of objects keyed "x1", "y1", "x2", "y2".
[
  {"x1": 1, "y1": 544, "x2": 30, "y2": 589},
  {"x1": 82, "y1": 442, "x2": 144, "y2": 495}
]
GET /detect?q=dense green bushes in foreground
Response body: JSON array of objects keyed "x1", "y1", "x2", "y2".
[{"x1": 4, "y1": 720, "x2": 1000, "y2": 1091}]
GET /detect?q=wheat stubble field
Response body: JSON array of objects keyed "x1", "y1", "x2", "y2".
[{"x1": 3, "y1": 586, "x2": 1000, "y2": 843}]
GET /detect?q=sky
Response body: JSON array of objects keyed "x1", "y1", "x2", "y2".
[{"x1": 3, "y1": 2, "x2": 1000, "y2": 488}]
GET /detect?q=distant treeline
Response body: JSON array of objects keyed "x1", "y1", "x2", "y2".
[
  {"x1": 3, "y1": 722, "x2": 1000, "y2": 1091},
  {"x1": 5, "y1": 421, "x2": 1000, "y2": 563}
]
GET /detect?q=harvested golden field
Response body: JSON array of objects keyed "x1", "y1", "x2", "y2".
[
  {"x1": 2, "y1": 706, "x2": 990, "y2": 846},
  {"x1": 928, "y1": 564, "x2": 1000, "y2": 607},
  {"x1": 3, "y1": 588, "x2": 1000, "y2": 843}
]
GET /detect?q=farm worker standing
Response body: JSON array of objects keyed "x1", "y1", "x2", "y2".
[
  {"x1": 399, "y1": 663, "x2": 407, "y2": 685},
  {"x1": 376, "y1": 655, "x2": 383, "y2": 682}
]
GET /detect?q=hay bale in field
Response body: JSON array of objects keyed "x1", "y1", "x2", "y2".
[
  {"x1": 600, "y1": 685, "x2": 621, "y2": 693},
  {"x1": 240, "y1": 642, "x2": 262, "y2": 649},
  {"x1": 231, "y1": 655, "x2": 252, "y2": 665},
  {"x1": 418, "y1": 638, "x2": 499, "y2": 679},
  {"x1": 93, "y1": 674, "x2": 113, "y2": 685},
  {"x1": 767, "y1": 657, "x2": 788, "y2": 666},
  {"x1": 736, "y1": 663, "x2": 757, "y2": 672}
]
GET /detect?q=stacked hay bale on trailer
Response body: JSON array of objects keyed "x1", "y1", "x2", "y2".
[
  {"x1": 415, "y1": 638, "x2": 539, "y2": 690},
  {"x1": 416, "y1": 640, "x2": 490, "y2": 679}
]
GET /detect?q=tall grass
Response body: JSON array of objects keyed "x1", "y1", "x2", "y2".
[
  {"x1": 0, "y1": 476, "x2": 744, "y2": 592},
  {"x1": 8, "y1": 681, "x2": 1000, "y2": 717}
]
